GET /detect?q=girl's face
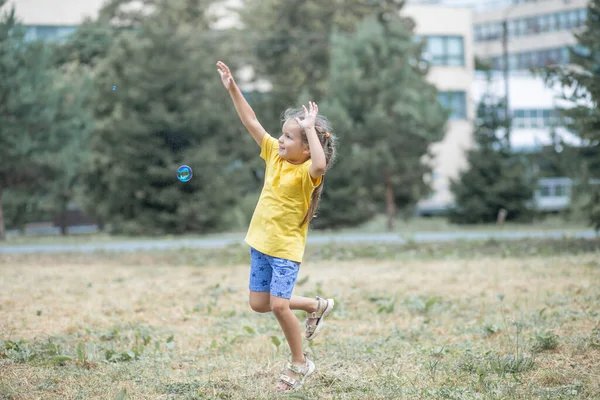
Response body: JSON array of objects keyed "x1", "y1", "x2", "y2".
[{"x1": 278, "y1": 119, "x2": 310, "y2": 164}]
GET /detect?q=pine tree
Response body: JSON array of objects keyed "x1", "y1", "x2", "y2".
[
  {"x1": 543, "y1": 0, "x2": 600, "y2": 230},
  {"x1": 449, "y1": 88, "x2": 534, "y2": 224},
  {"x1": 0, "y1": 0, "x2": 85, "y2": 239},
  {"x1": 84, "y1": 0, "x2": 252, "y2": 235},
  {"x1": 317, "y1": 15, "x2": 447, "y2": 230},
  {"x1": 236, "y1": 0, "x2": 405, "y2": 140}
]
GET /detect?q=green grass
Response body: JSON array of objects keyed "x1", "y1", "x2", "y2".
[
  {"x1": 1, "y1": 238, "x2": 599, "y2": 399},
  {"x1": 327, "y1": 214, "x2": 591, "y2": 235},
  {"x1": 1, "y1": 215, "x2": 592, "y2": 247}
]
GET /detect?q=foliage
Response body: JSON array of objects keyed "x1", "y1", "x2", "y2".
[
  {"x1": 542, "y1": 0, "x2": 600, "y2": 230},
  {"x1": 450, "y1": 80, "x2": 535, "y2": 224},
  {"x1": 0, "y1": 0, "x2": 90, "y2": 239},
  {"x1": 238, "y1": 0, "x2": 405, "y2": 112},
  {"x1": 83, "y1": 0, "x2": 253, "y2": 234},
  {"x1": 315, "y1": 14, "x2": 446, "y2": 228}
]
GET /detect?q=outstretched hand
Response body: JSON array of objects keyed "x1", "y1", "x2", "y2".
[
  {"x1": 295, "y1": 101, "x2": 318, "y2": 131},
  {"x1": 217, "y1": 61, "x2": 235, "y2": 91}
]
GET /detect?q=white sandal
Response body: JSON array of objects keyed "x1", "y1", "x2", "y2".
[
  {"x1": 306, "y1": 296, "x2": 334, "y2": 341},
  {"x1": 276, "y1": 354, "x2": 315, "y2": 392}
]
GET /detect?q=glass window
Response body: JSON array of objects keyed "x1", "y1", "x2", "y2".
[
  {"x1": 529, "y1": 17, "x2": 540, "y2": 34},
  {"x1": 531, "y1": 52, "x2": 540, "y2": 68},
  {"x1": 509, "y1": 54, "x2": 518, "y2": 70},
  {"x1": 446, "y1": 37, "x2": 464, "y2": 66},
  {"x1": 517, "y1": 19, "x2": 526, "y2": 36},
  {"x1": 558, "y1": 12, "x2": 569, "y2": 30},
  {"x1": 508, "y1": 20, "x2": 517, "y2": 38},
  {"x1": 24, "y1": 25, "x2": 77, "y2": 42},
  {"x1": 547, "y1": 48, "x2": 559, "y2": 64},
  {"x1": 569, "y1": 10, "x2": 579, "y2": 28},
  {"x1": 474, "y1": 26, "x2": 481, "y2": 41},
  {"x1": 424, "y1": 36, "x2": 464, "y2": 66},
  {"x1": 547, "y1": 13, "x2": 558, "y2": 31},
  {"x1": 492, "y1": 56, "x2": 503, "y2": 70},
  {"x1": 439, "y1": 91, "x2": 467, "y2": 120},
  {"x1": 519, "y1": 53, "x2": 528, "y2": 69},
  {"x1": 491, "y1": 23, "x2": 500, "y2": 40},
  {"x1": 426, "y1": 36, "x2": 444, "y2": 64},
  {"x1": 560, "y1": 47, "x2": 570, "y2": 64},
  {"x1": 540, "y1": 185, "x2": 551, "y2": 197},
  {"x1": 579, "y1": 9, "x2": 588, "y2": 26},
  {"x1": 538, "y1": 50, "x2": 549, "y2": 67},
  {"x1": 538, "y1": 15, "x2": 548, "y2": 32}
]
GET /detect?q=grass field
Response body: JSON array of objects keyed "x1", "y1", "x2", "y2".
[
  {"x1": 1, "y1": 239, "x2": 599, "y2": 399},
  {"x1": 1, "y1": 215, "x2": 592, "y2": 247}
]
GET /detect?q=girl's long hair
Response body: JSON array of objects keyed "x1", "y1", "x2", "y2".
[{"x1": 281, "y1": 108, "x2": 338, "y2": 227}]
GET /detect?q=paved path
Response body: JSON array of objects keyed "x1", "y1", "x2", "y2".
[{"x1": 0, "y1": 230, "x2": 596, "y2": 255}]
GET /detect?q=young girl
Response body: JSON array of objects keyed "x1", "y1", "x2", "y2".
[{"x1": 217, "y1": 61, "x2": 337, "y2": 392}]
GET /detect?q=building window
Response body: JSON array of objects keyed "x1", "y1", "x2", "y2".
[
  {"x1": 512, "y1": 108, "x2": 560, "y2": 128},
  {"x1": 489, "y1": 46, "x2": 570, "y2": 70},
  {"x1": 439, "y1": 91, "x2": 467, "y2": 120},
  {"x1": 474, "y1": 8, "x2": 587, "y2": 42},
  {"x1": 421, "y1": 36, "x2": 465, "y2": 66},
  {"x1": 555, "y1": 184, "x2": 567, "y2": 197},
  {"x1": 539, "y1": 185, "x2": 551, "y2": 197},
  {"x1": 579, "y1": 9, "x2": 588, "y2": 25},
  {"x1": 24, "y1": 25, "x2": 77, "y2": 42}
]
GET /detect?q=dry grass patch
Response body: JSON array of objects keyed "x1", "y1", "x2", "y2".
[{"x1": 1, "y1": 247, "x2": 599, "y2": 399}]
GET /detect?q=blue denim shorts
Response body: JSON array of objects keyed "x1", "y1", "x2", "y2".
[{"x1": 249, "y1": 247, "x2": 300, "y2": 299}]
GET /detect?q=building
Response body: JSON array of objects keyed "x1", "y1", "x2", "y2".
[
  {"x1": 10, "y1": 0, "x2": 240, "y2": 40},
  {"x1": 471, "y1": 70, "x2": 580, "y2": 151},
  {"x1": 473, "y1": 0, "x2": 588, "y2": 71},
  {"x1": 9, "y1": 0, "x2": 104, "y2": 40},
  {"x1": 403, "y1": 5, "x2": 475, "y2": 215}
]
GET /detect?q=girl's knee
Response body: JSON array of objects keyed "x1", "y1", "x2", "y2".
[
  {"x1": 270, "y1": 299, "x2": 290, "y2": 316},
  {"x1": 249, "y1": 299, "x2": 270, "y2": 313}
]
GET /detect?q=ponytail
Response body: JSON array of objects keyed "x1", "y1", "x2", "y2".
[
  {"x1": 281, "y1": 107, "x2": 337, "y2": 227},
  {"x1": 300, "y1": 129, "x2": 337, "y2": 227}
]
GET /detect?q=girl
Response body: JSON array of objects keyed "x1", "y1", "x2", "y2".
[{"x1": 217, "y1": 61, "x2": 337, "y2": 392}]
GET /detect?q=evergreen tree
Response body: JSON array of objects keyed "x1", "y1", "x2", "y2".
[
  {"x1": 543, "y1": 0, "x2": 600, "y2": 230},
  {"x1": 85, "y1": 0, "x2": 252, "y2": 235},
  {"x1": 235, "y1": 0, "x2": 405, "y2": 143},
  {"x1": 239, "y1": 0, "x2": 404, "y2": 107},
  {"x1": 50, "y1": 16, "x2": 123, "y2": 231},
  {"x1": 449, "y1": 87, "x2": 534, "y2": 224},
  {"x1": 317, "y1": 15, "x2": 447, "y2": 230},
  {"x1": 0, "y1": 0, "x2": 85, "y2": 239},
  {"x1": 42, "y1": 63, "x2": 94, "y2": 235}
]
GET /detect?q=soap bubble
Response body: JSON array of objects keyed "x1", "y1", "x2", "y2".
[
  {"x1": 177, "y1": 165, "x2": 193, "y2": 182},
  {"x1": 112, "y1": 86, "x2": 117, "y2": 91}
]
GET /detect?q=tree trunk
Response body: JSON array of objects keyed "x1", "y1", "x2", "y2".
[
  {"x1": 385, "y1": 171, "x2": 395, "y2": 232},
  {"x1": 97, "y1": 218, "x2": 105, "y2": 232},
  {"x1": 59, "y1": 198, "x2": 69, "y2": 236},
  {"x1": 0, "y1": 189, "x2": 5, "y2": 241}
]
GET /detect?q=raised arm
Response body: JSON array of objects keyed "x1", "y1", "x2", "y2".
[{"x1": 217, "y1": 61, "x2": 267, "y2": 147}]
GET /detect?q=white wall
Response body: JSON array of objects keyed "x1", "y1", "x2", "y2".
[
  {"x1": 473, "y1": 0, "x2": 587, "y2": 59},
  {"x1": 404, "y1": 5, "x2": 475, "y2": 212},
  {"x1": 472, "y1": 71, "x2": 582, "y2": 150},
  {"x1": 10, "y1": 0, "x2": 106, "y2": 25}
]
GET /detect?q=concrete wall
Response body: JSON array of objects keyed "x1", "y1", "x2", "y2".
[
  {"x1": 404, "y1": 5, "x2": 475, "y2": 212},
  {"x1": 473, "y1": 0, "x2": 587, "y2": 59},
  {"x1": 10, "y1": 0, "x2": 106, "y2": 25},
  {"x1": 472, "y1": 71, "x2": 583, "y2": 151}
]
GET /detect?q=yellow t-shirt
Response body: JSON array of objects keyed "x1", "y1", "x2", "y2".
[{"x1": 245, "y1": 134, "x2": 322, "y2": 263}]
